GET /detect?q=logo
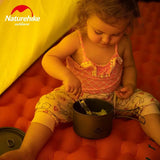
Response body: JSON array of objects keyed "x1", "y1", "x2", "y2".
[{"x1": 5, "y1": 5, "x2": 40, "y2": 26}]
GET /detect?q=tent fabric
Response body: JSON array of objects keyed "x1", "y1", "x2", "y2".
[
  {"x1": 0, "y1": 1, "x2": 160, "y2": 160},
  {"x1": 0, "y1": 0, "x2": 78, "y2": 94}
]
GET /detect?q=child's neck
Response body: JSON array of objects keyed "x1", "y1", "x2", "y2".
[{"x1": 83, "y1": 36, "x2": 116, "y2": 65}]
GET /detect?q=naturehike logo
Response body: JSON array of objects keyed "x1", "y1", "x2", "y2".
[{"x1": 5, "y1": 5, "x2": 40, "y2": 26}]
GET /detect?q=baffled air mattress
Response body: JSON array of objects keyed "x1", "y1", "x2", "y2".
[{"x1": 0, "y1": 2, "x2": 160, "y2": 160}]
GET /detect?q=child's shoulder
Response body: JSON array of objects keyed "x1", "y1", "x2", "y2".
[
  {"x1": 56, "y1": 30, "x2": 80, "y2": 52},
  {"x1": 118, "y1": 35, "x2": 132, "y2": 53},
  {"x1": 62, "y1": 30, "x2": 80, "y2": 46},
  {"x1": 120, "y1": 35, "x2": 131, "y2": 46}
]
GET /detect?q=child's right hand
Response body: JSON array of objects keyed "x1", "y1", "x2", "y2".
[{"x1": 63, "y1": 74, "x2": 82, "y2": 99}]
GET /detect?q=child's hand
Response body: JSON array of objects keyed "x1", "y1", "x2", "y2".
[
  {"x1": 63, "y1": 74, "x2": 82, "y2": 99},
  {"x1": 115, "y1": 85, "x2": 134, "y2": 99}
]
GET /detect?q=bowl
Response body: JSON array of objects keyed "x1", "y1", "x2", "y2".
[{"x1": 73, "y1": 98, "x2": 114, "y2": 139}]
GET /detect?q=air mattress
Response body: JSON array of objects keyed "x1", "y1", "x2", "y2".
[{"x1": 0, "y1": 2, "x2": 160, "y2": 160}]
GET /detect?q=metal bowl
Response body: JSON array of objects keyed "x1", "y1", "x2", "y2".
[
  {"x1": 73, "y1": 98, "x2": 114, "y2": 139},
  {"x1": 0, "y1": 127, "x2": 25, "y2": 155}
]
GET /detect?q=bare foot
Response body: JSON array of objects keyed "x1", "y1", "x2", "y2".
[{"x1": 0, "y1": 149, "x2": 35, "y2": 160}]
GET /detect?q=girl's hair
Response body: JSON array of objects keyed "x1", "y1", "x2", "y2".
[{"x1": 75, "y1": 0, "x2": 140, "y2": 29}]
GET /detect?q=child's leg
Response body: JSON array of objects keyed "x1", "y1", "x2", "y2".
[
  {"x1": 0, "y1": 86, "x2": 74, "y2": 160},
  {"x1": 0, "y1": 122, "x2": 53, "y2": 160},
  {"x1": 140, "y1": 113, "x2": 160, "y2": 145},
  {"x1": 116, "y1": 89, "x2": 160, "y2": 145}
]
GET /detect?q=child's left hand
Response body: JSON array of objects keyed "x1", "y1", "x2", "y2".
[{"x1": 115, "y1": 85, "x2": 134, "y2": 99}]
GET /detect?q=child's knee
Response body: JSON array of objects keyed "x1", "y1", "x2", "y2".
[
  {"x1": 141, "y1": 104, "x2": 160, "y2": 116},
  {"x1": 33, "y1": 86, "x2": 75, "y2": 130},
  {"x1": 32, "y1": 112, "x2": 56, "y2": 132},
  {"x1": 131, "y1": 89, "x2": 160, "y2": 116}
]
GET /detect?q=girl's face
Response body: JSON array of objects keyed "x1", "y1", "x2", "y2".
[{"x1": 86, "y1": 15, "x2": 129, "y2": 47}]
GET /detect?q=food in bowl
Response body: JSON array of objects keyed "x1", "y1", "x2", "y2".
[{"x1": 87, "y1": 109, "x2": 107, "y2": 116}]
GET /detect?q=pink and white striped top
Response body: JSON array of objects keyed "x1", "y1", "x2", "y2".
[{"x1": 66, "y1": 32, "x2": 123, "y2": 94}]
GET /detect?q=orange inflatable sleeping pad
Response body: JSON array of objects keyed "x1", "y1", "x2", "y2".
[{"x1": 0, "y1": 2, "x2": 160, "y2": 160}]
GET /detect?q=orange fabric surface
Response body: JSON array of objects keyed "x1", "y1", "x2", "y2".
[{"x1": 0, "y1": 2, "x2": 160, "y2": 160}]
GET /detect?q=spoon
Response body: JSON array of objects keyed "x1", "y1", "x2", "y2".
[{"x1": 79, "y1": 99, "x2": 92, "y2": 115}]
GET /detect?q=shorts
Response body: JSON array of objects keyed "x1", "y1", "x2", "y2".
[{"x1": 32, "y1": 86, "x2": 160, "y2": 131}]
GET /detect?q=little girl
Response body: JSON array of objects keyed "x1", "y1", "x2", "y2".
[{"x1": 0, "y1": 0, "x2": 160, "y2": 160}]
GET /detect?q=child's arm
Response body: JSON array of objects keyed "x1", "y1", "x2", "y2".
[
  {"x1": 116, "y1": 36, "x2": 137, "y2": 99},
  {"x1": 42, "y1": 31, "x2": 81, "y2": 98}
]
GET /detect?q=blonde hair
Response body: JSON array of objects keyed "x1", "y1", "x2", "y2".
[{"x1": 74, "y1": 0, "x2": 140, "y2": 29}]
